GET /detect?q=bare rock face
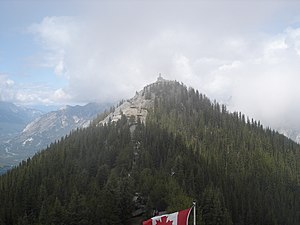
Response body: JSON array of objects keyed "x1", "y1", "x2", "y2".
[
  {"x1": 99, "y1": 79, "x2": 166, "y2": 126},
  {"x1": 100, "y1": 89, "x2": 154, "y2": 125},
  {"x1": 99, "y1": 75, "x2": 174, "y2": 126}
]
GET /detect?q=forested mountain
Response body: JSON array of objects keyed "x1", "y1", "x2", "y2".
[{"x1": 0, "y1": 79, "x2": 300, "y2": 225}]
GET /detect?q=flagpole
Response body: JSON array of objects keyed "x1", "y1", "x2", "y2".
[{"x1": 193, "y1": 201, "x2": 196, "y2": 225}]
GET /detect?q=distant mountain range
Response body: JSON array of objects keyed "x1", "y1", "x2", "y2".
[
  {"x1": 1, "y1": 92, "x2": 300, "y2": 175},
  {"x1": 0, "y1": 102, "x2": 42, "y2": 141},
  {"x1": 0, "y1": 102, "x2": 109, "y2": 170}
]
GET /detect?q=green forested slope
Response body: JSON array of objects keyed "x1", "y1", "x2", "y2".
[{"x1": 0, "y1": 81, "x2": 299, "y2": 225}]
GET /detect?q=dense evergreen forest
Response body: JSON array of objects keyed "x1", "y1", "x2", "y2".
[{"x1": 0, "y1": 80, "x2": 300, "y2": 225}]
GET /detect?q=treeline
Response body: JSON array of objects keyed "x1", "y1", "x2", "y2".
[{"x1": 0, "y1": 81, "x2": 299, "y2": 225}]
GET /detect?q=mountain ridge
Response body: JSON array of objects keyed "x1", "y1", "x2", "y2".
[
  {"x1": 0, "y1": 78, "x2": 299, "y2": 225},
  {"x1": 0, "y1": 102, "x2": 109, "y2": 167},
  {"x1": 0, "y1": 101, "x2": 42, "y2": 140}
]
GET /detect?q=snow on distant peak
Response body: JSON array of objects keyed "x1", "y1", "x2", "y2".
[
  {"x1": 73, "y1": 116, "x2": 80, "y2": 123},
  {"x1": 23, "y1": 137, "x2": 33, "y2": 146}
]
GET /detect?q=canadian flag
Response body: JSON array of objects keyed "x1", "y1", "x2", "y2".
[{"x1": 143, "y1": 208, "x2": 192, "y2": 225}]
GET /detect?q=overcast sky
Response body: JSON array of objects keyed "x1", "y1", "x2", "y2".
[{"x1": 1, "y1": 0, "x2": 300, "y2": 130}]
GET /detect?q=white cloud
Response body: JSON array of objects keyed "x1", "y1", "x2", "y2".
[
  {"x1": 29, "y1": 16, "x2": 77, "y2": 49},
  {"x1": 218, "y1": 29, "x2": 300, "y2": 129},
  {"x1": 53, "y1": 88, "x2": 71, "y2": 102},
  {"x1": 0, "y1": 73, "x2": 71, "y2": 105},
  {"x1": 0, "y1": 74, "x2": 15, "y2": 101},
  {"x1": 54, "y1": 59, "x2": 66, "y2": 76},
  {"x1": 21, "y1": 1, "x2": 300, "y2": 133},
  {"x1": 28, "y1": 16, "x2": 80, "y2": 76},
  {"x1": 285, "y1": 27, "x2": 300, "y2": 56}
]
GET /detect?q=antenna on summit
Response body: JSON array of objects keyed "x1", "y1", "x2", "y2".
[{"x1": 157, "y1": 73, "x2": 164, "y2": 82}]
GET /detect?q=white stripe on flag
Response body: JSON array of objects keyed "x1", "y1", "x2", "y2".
[{"x1": 151, "y1": 212, "x2": 178, "y2": 225}]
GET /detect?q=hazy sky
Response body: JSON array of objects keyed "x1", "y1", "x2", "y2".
[{"x1": 1, "y1": 0, "x2": 300, "y2": 130}]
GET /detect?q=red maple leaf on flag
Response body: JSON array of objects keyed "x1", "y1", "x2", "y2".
[{"x1": 155, "y1": 216, "x2": 173, "y2": 225}]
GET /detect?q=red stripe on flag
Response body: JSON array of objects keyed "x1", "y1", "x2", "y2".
[
  {"x1": 177, "y1": 207, "x2": 192, "y2": 225},
  {"x1": 143, "y1": 218, "x2": 152, "y2": 225},
  {"x1": 142, "y1": 207, "x2": 192, "y2": 225}
]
